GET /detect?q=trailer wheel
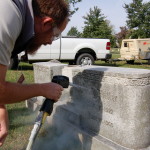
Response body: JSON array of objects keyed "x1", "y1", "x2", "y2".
[
  {"x1": 76, "y1": 53, "x2": 94, "y2": 65},
  {"x1": 126, "y1": 60, "x2": 134, "y2": 64}
]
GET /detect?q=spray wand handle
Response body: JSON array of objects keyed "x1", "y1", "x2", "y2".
[
  {"x1": 40, "y1": 98, "x2": 55, "y2": 116},
  {"x1": 40, "y1": 75, "x2": 69, "y2": 116}
]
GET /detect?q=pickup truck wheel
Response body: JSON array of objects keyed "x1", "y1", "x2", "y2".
[{"x1": 76, "y1": 53, "x2": 94, "y2": 65}]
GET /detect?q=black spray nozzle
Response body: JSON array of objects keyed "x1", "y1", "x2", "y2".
[
  {"x1": 40, "y1": 99, "x2": 55, "y2": 115},
  {"x1": 40, "y1": 75, "x2": 69, "y2": 115},
  {"x1": 52, "y1": 75, "x2": 69, "y2": 88}
]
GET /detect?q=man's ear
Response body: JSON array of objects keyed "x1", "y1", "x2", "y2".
[{"x1": 42, "y1": 17, "x2": 54, "y2": 32}]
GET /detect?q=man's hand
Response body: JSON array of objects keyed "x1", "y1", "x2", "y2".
[
  {"x1": 42, "y1": 82, "x2": 63, "y2": 101},
  {"x1": 0, "y1": 105, "x2": 8, "y2": 146}
]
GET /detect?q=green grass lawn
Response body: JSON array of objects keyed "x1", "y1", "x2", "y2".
[
  {"x1": 95, "y1": 59, "x2": 150, "y2": 70},
  {"x1": 2, "y1": 65, "x2": 35, "y2": 150},
  {"x1": 2, "y1": 52, "x2": 150, "y2": 149},
  {"x1": 3, "y1": 103, "x2": 35, "y2": 150},
  {"x1": 95, "y1": 48, "x2": 150, "y2": 70}
]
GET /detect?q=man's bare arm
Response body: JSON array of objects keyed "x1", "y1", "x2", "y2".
[
  {"x1": 0, "y1": 64, "x2": 63, "y2": 104},
  {"x1": 0, "y1": 105, "x2": 8, "y2": 146}
]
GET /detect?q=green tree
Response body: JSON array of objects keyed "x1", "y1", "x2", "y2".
[
  {"x1": 66, "y1": 0, "x2": 82, "y2": 15},
  {"x1": 67, "y1": 26, "x2": 81, "y2": 37},
  {"x1": 142, "y1": 2, "x2": 150, "y2": 37},
  {"x1": 82, "y1": 6, "x2": 115, "y2": 47},
  {"x1": 116, "y1": 26, "x2": 129, "y2": 47},
  {"x1": 67, "y1": 0, "x2": 82, "y2": 5},
  {"x1": 124, "y1": 0, "x2": 150, "y2": 38}
]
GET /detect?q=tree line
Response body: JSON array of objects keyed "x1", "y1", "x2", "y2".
[{"x1": 67, "y1": 0, "x2": 150, "y2": 48}]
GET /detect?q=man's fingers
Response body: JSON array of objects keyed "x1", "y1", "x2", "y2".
[
  {"x1": 0, "y1": 139, "x2": 5, "y2": 146},
  {"x1": 0, "y1": 131, "x2": 8, "y2": 146}
]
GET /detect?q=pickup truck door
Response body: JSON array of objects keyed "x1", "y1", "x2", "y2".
[{"x1": 50, "y1": 38, "x2": 61, "y2": 59}]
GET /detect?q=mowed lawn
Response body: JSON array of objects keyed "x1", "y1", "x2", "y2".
[
  {"x1": 2, "y1": 65, "x2": 36, "y2": 150},
  {"x1": 2, "y1": 49, "x2": 150, "y2": 150},
  {"x1": 95, "y1": 48, "x2": 150, "y2": 70}
]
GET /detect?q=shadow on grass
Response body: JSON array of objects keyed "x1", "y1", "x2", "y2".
[
  {"x1": 95, "y1": 60, "x2": 150, "y2": 69},
  {"x1": 8, "y1": 107, "x2": 32, "y2": 117},
  {"x1": 133, "y1": 62, "x2": 150, "y2": 65},
  {"x1": 10, "y1": 62, "x2": 33, "y2": 71},
  {"x1": 9, "y1": 121, "x2": 33, "y2": 129},
  {"x1": 94, "y1": 62, "x2": 123, "y2": 67},
  {"x1": 7, "y1": 105, "x2": 37, "y2": 130},
  {"x1": 18, "y1": 63, "x2": 33, "y2": 70},
  {"x1": 94, "y1": 63, "x2": 120, "y2": 67}
]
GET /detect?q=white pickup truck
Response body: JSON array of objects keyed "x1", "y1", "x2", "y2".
[{"x1": 11, "y1": 36, "x2": 111, "y2": 68}]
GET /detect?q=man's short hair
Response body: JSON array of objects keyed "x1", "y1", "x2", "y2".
[{"x1": 32, "y1": 0, "x2": 70, "y2": 27}]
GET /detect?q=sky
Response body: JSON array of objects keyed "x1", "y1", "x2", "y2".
[{"x1": 62, "y1": 0, "x2": 149, "y2": 35}]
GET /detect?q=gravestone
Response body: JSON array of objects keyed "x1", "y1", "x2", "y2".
[
  {"x1": 27, "y1": 62, "x2": 150, "y2": 150},
  {"x1": 26, "y1": 62, "x2": 67, "y2": 110}
]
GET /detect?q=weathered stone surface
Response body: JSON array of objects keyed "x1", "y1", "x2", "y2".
[
  {"x1": 31, "y1": 62, "x2": 68, "y2": 105},
  {"x1": 61, "y1": 66, "x2": 150, "y2": 149},
  {"x1": 33, "y1": 62, "x2": 67, "y2": 83},
  {"x1": 27, "y1": 63, "x2": 150, "y2": 150}
]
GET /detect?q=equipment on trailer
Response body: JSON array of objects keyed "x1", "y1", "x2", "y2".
[{"x1": 120, "y1": 39, "x2": 150, "y2": 64}]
